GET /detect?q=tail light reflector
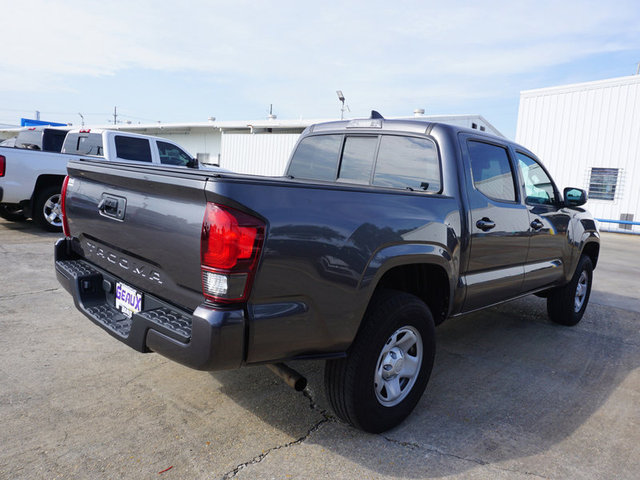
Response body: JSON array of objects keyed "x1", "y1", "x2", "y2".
[
  {"x1": 201, "y1": 203, "x2": 265, "y2": 303},
  {"x1": 0, "y1": 155, "x2": 5, "y2": 176},
  {"x1": 61, "y1": 176, "x2": 71, "y2": 237}
]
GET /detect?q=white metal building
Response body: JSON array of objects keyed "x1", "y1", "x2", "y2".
[
  {"x1": 516, "y1": 74, "x2": 640, "y2": 233},
  {"x1": 109, "y1": 118, "x2": 311, "y2": 176}
]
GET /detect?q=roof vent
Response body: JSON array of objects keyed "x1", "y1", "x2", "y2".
[{"x1": 414, "y1": 108, "x2": 425, "y2": 117}]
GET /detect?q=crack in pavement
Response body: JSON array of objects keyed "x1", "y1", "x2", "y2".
[
  {"x1": 0, "y1": 287, "x2": 61, "y2": 300},
  {"x1": 198, "y1": 380, "x2": 554, "y2": 480},
  {"x1": 382, "y1": 436, "x2": 548, "y2": 478},
  {"x1": 221, "y1": 387, "x2": 333, "y2": 480}
]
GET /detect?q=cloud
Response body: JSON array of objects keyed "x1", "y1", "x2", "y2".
[
  {"x1": 4, "y1": 1, "x2": 638, "y2": 77},
  {"x1": 1, "y1": 0, "x2": 638, "y2": 126}
]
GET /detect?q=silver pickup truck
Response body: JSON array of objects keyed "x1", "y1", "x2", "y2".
[{"x1": 0, "y1": 128, "x2": 198, "y2": 230}]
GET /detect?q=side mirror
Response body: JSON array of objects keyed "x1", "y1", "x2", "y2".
[{"x1": 564, "y1": 187, "x2": 587, "y2": 207}]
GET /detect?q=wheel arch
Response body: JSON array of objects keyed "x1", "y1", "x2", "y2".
[
  {"x1": 358, "y1": 244, "x2": 455, "y2": 329},
  {"x1": 374, "y1": 263, "x2": 451, "y2": 326},
  {"x1": 31, "y1": 174, "x2": 65, "y2": 201},
  {"x1": 581, "y1": 240, "x2": 600, "y2": 270}
]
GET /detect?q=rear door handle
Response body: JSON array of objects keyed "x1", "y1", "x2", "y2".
[
  {"x1": 530, "y1": 219, "x2": 544, "y2": 231},
  {"x1": 476, "y1": 218, "x2": 496, "y2": 231}
]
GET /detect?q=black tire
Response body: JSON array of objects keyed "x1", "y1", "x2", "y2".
[
  {"x1": 0, "y1": 204, "x2": 26, "y2": 222},
  {"x1": 547, "y1": 255, "x2": 593, "y2": 326},
  {"x1": 324, "y1": 289, "x2": 436, "y2": 433},
  {"x1": 33, "y1": 185, "x2": 63, "y2": 232}
]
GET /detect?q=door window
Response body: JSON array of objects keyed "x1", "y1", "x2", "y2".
[
  {"x1": 468, "y1": 141, "x2": 516, "y2": 202},
  {"x1": 158, "y1": 141, "x2": 193, "y2": 166},
  {"x1": 516, "y1": 152, "x2": 557, "y2": 205}
]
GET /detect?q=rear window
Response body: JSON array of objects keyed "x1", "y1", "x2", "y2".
[
  {"x1": 42, "y1": 129, "x2": 68, "y2": 153},
  {"x1": 337, "y1": 137, "x2": 378, "y2": 184},
  {"x1": 115, "y1": 136, "x2": 152, "y2": 162},
  {"x1": 62, "y1": 133, "x2": 104, "y2": 156},
  {"x1": 374, "y1": 136, "x2": 440, "y2": 192},
  {"x1": 288, "y1": 133, "x2": 442, "y2": 193},
  {"x1": 288, "y1": 135, "x2": 342, "y2": 181},
  {"x1": 15, "y1": 130, "x2": 43, "y2": 150}
]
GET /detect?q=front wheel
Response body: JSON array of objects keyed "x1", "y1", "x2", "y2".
[
  {"x1": 547, "y1": 255, "x2": 593, "y2": 326},
  {"x1": 324, "y1": 289, "x2": 436, "y2": 433},
  {"x1": 33, "y1": 185, "x2": 63, "y2": 232}
]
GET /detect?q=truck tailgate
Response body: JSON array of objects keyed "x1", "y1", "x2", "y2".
[{"x1": 63, "y1": 159, "x2": 209, "y2": 311}]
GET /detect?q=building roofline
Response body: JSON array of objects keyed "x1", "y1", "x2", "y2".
[
  {"x1": 0, "y1": 114, "x2": 501, "y2": 137},
  {"x1": 521, "y1": 74, "x2": 640, "y2": 98}
]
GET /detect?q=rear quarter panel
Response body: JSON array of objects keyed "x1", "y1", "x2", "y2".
[
  {"x1": 205, "y1": 177, "x2": 462, "y2": 363},
  {"x1": 0, "y1": 147, "x2": 69, "y2": 203}
]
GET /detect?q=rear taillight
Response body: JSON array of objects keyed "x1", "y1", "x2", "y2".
[
  {"x1": 201, "y1": 203, "x2": 265, "y2": 303},
  {"x1": 61, "y1": 176, "x2": 71, "y2": 237},
  {"x1": 0, "y1": 155, "x2": 5, "y2": 177}
]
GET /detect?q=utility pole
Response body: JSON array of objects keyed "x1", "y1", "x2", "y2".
[
  {"x1": 36, "y1": 110, "x2": 40, "y2": 121},
  {"x1": 113, "y1": 106, "x2": 118, "y2": 124}
]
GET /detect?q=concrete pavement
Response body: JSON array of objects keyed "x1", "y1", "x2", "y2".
[{"x1": 0, "y1": 219, "x2": 638, "y2": 479}]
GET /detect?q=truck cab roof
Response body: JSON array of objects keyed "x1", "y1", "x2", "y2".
[{"x1": 305, "y1": 115, "x2": 504, "y2": 141}]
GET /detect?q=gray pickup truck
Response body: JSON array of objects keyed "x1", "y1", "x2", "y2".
[{"x1": 55, "y1": 113, "x2": 599, "y2": 432}]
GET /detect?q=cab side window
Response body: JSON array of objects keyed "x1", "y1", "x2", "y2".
[
  {"x1": 468, "y1": 141, "x2": 517, "y2": 202},
  {"x1": 115, "y1": 136, "x2": 152, "y2": 162},
  {"x1": 516, "y1": 152, "x2": 557, "y2": 205}
]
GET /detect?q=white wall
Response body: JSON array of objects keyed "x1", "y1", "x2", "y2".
[
  {"x1": 516, "y1": 75, "x2": 640, "y2": 233},
  {"x1": 219, "y1": 133, "x2": 300, "y2": 176}
]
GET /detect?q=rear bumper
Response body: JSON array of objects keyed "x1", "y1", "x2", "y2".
[{"x1": 54, "y1": 238, "x2": 245, "y2": 371}]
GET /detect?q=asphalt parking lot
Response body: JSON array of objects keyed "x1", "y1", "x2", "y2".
[{"x1": 1, "y1": 218, "x2": 639, "y2": 480}]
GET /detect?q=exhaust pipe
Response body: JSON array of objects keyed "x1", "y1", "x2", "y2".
[{"x1": 266, "y1": 363, "x2": 307, "y2": 391}]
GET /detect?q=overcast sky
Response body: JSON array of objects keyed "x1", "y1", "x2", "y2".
[{"x1": 1, "y1": 0, "x2": 639, "y2": 138}]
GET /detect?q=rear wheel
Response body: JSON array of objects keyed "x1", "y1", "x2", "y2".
[
  {"x1": 33, "y1": 185, "x2": 63, "y2": 232},
  {"x1": 547, "y1": 255, "x2": 593, "y2": 326},
  {"x1": 0, "y1": 204, "x2": 26, "y2": 222},
  {"x1": 324, "y1": 289, "x2": 436, "y2": 433}
]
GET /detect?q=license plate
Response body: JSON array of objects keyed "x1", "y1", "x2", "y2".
[{"x1": 115, "y1": 282, "x2": 143, "y2": 318}]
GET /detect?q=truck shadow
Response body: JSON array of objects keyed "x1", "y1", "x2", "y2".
[{"x1": 211, "y1": 295, "x2": 640, "y2": 477}]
